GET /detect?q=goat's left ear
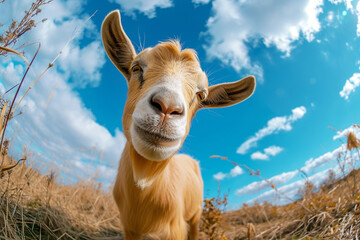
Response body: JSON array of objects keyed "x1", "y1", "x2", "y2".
[
  {"x1": 201, "y1": 76, "x2": 256, "y2": 108},
  {"x1": 101, "y1": 10, "x2": 136, "y2": 81}
]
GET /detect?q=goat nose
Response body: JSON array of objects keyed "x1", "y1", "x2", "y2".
[{"x1": 150, "y1": 95, "x2": 184, "y2": 116}]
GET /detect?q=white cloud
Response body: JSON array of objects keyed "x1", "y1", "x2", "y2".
[
  {"x1": 339, "y1": 72, "x2": 360, "y2": 100},
  {"x1": 236, "y1": 170, "x2": 298, "y2": 195},
  {"x1": 326, "y1": 11, "x2": 335, "y2": 24},
  {"x1": 202, "y1": 0, "x2": 323, "y2": 81},
  {"x1": 0, "y1": 0, "x2": 126, "y2": 186},
  {"x1": 110, "y1": 0, "x2": 173, "y2": 18},
  {"x1": 264, "y1": 145, "x2": 283, "y2": 156},
  {"x1": 237, "y1": 106, "x2": 306, "y2": 154},
  {"x1": 0, "y1": 82, "x2": 5, "y2": 95},
  {"x1": 300, "y1": 145, "x2": 345, "y2": 173},
  {"x1": 356, "y1": 1, "x2": 360, "y2": 36},
  {"x1": 239, "y1": 146, "x2": 341, "y2": 196},
  {"x1": 328, "y1": 0, "x2": 354, "y2": 12},
  {"x1": 213, "y1": 165, "x2": 244, "y2": 181},
  {"x1": 249, "y1": 167, "x2": 342, "y2": 204},
  {"x1": 333, "y1": 124, "x2": 360, "y2": 140},
  {"x1": 237, "y1": 124, "x2": 359, "y2": 199},
  {"x1": 331, "y1": 0, "x2": 360, "y2": 36},
  {"x1": 213, "y1": 172, "x2": 227, "y2": 181},
  {"x1": 289, "y1": 106, "x2": 307, "y2": 121},
  {"x1": 0, "y1": 62, "x2": 24, "y2": 86},
  {"x1": 251, "y1": 151, "x2": 269, "y2": 160},
  {"x1": 230, "y1": 166, "x2": 244, "y2": 177},
  {"x1": 192, "y1": 0, "x2": 211, "y2": 5},
  {"x1": 251, "y1": 145, "x2": 283, "y2": 160}
]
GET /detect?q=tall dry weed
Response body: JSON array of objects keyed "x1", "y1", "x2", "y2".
[
  {"x1": 200, "y1": 190, "x2": 228, "y2": 240},
  {"x1": 0, "y1": 0, "x2": 51, "y2": 54}
]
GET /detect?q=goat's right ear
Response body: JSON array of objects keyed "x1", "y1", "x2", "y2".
[{"x1": 101, "y1": 10, "x2": 136, "y2": 81}]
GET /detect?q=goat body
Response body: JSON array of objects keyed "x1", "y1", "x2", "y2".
[{"x1": 101, "y1": 10, "x2": 255, "y2": 240}]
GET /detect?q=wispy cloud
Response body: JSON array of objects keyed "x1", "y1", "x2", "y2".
[
  {"x1": 339, "y1": 72, "x2": 360, "y2": 100},
  {"x1": 251, "y1": 145, "x2": 283, "y2": 160},
  {"x1": 300, "y1": 145, "x2": 345, "y2": 173},
  {"x1": 264, "y1": 146, "x2": 283, "y2": 156},
  {"x1": 237, "y1": 145, "x2": 343, "y2": 196},
  {"x1": 236, "y1": 170, "x2": 298, "y2": 195},
  {"x1": 202, "y1": 0, "x2": 323, "y2": 82},
  {"x1": 333, "y1": 124, "x2": 360, "y2": 140},
  {"x1": 251, "y1": 151, "x2": 269, "y2": 160},
  {"x1": 213, "y1": 172, "x2": 227, "y2": 181},
  {"x1": 109, "y1": 0, "x2": 173, "y2": 18},
  {"x1": 192, "y1": 0, "x2": 210, "y2": 5},
  {"x1": 213, "y1": 166, "x2": 244, "y2": 181},
  {"x1": 237, "y1": 125, "x2": 360, "y2": 198},
  {"x1": 329, "y1": 0, "x2": 360, "y2": 36},
  {"x1": 356, "y1": 1, "x2": 360, "y2": 36},
  {"x1": 249, "y1": 167, "x2": 342, "y2": 205},
  {"x1": 328, "y1": 0, "x2": 354, "y2": 12},
  {"x1": 237, "y1": 106, "x2": 306, "y2": 154}
]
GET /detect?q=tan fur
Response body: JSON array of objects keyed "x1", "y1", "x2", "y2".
[
  {"x1": 102, "y1": 10, "x2": 256, "y2": 240},
  {"x1": 117, "y1": 42, "x2": 204, "y2": 240},
  {"x1": 114, "y1": 145, "x2": 203, "y2": 239}
]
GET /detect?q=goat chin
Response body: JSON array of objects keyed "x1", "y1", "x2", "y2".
[{"x1": 130, "y1": 124, "x2": 181, "y2": 161}]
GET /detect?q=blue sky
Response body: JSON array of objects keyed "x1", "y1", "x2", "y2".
[{"x1": 1, "y1": 0, "x2": 360, "y2": 209}]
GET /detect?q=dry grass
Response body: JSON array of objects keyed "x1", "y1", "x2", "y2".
[
  {"x1": 199, "y1": 189, "x2": 228, "y2": 240},
  {"x1": 0, "y1": 0, "x2": 51, "y2": 55},
  {"x1": 218, "y1": 125, "x2": 360, "y2": 240},
  {"x1": 0, "y1": 155, "x2": 123, "y2": 239}
]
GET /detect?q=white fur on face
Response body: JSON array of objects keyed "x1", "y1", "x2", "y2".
[{"x1": 130, "y1": 75, "x2": 188, "y2": 161}]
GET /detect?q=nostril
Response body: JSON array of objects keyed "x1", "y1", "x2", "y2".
[
  {"x1": 168, "y1": 107, "x2": 183, "y2": 115},
  {"x1": 150, "y1": 96, "x2": 165, "y2": 113}
]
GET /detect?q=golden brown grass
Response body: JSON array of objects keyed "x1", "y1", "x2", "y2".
[
  {"x1": 199, "y1": 190, "x2": 228, "y2": 240},
  {"x1": 0, "y1": 155, "x2": 123, "y2": 239},
  {"x1": 222, "y1": 169, "x2": 360, "y2": 239},
  {"x1": 217, "y1": 125, "x2": 360, "y2": 240}
]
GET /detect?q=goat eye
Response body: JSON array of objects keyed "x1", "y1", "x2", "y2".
[
  {"x1": 196, "y1": 91, "x2": 207, "y2": 101},
  {"x1": 131, "y1": 65, "x2": 141, "y2": 73}
]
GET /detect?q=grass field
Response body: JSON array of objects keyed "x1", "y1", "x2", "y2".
[{"x1": 0, "y1": 127, "x2": 359, "y2": 239}]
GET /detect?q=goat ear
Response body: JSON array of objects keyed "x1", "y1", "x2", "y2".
[
  {"x1": 201, "y1": 76, "x2": 255, "y2": 108},
  {"x1": 101, "y1": 10, "x2": 136, "y2": 81}
]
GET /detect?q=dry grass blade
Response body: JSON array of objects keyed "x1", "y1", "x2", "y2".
[
  {"x1": 347, "y1": 132, "x2": 360, "y2": 150},
  {"x1": 0, "y1": 43, "x2": 41, "y2": 156},
  {"x1": 0, "y1": 158, "x2": 26, "y2": 173},
  {"x1": 210, "y1": 155, "x2": 295, "y2": 203},
  {"x1": 247, "y1": 223, "x2": 256, "y2": 240},
  {"x1": 0, "y1": 84, "x2": 19, "y2": 98},
  {"x1": 0, "y1": 101, "x2": 7, "y2": 138},
  {"x1": 0, "y1": 46, "x2": 29, "y2": 66}
]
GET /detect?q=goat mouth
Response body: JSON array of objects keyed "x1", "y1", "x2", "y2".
[{"x1": 133, "y1": 124, "x2": 181, "y2": 148}]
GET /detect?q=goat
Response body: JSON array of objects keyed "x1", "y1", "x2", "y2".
[{"x1": 101, "y1": 10, "x2": 255, "y2": 240}]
